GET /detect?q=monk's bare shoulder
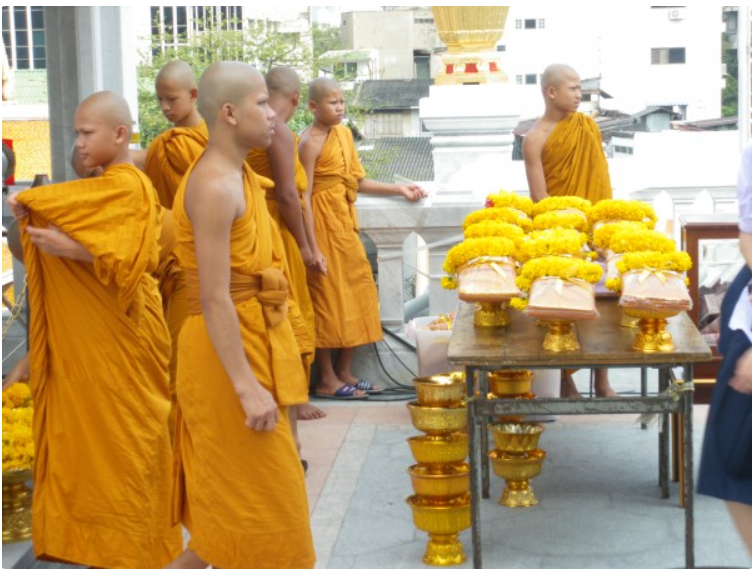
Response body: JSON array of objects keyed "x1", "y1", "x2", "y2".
[
  {"x1": 522, "y1": 119, "x2": 555, "y2": 160},
  {"x1": 298, "y1": 128, "x2": 327, "y2": 166},
  {"x1": 185, "y1": 157, "x2": 244, "y2": 221}
]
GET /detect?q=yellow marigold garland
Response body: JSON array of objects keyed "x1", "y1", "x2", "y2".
[
  {"x1": 442, "y1": 237, "x2": 517, "y2": 289},
  {"x1": 516, "y1": 256, "x2": 603, "y2": 293},
  {"x1": 2, "y1": 396, "x2": 34, "y2": 471},
  {"x1": 531, "y1": 196, "x2": 592, "y2": 216},
  {"x1": 518, "y1": 228, "x2": 588, "y2": 262},
  {"x1": 592, "y1": 221, "x2": 648, "y2": 250},
  {"x1": 610, "y1": 229, "x2": 676, "y2": 255},
  {"x1": 463, "y1": 220, "x2": 525, "y2": 242},
  {"x1": 616, "y1": 251, "x2": 692, "y2": 274},
  {"x1": 2, "y1": 383, "x2": 31, "y2": 409},
  {"x1": 485, "y1": 190, "x2": 534, "y2": 215},
  {"x1": 462, "y1": 208, "x2": 532, "y2": 232},
  {"x1": 587, "y1": 199, "x2": 657, "y2": 228},
  {"x1": 532, "y1": 211, "x2": 588, "y2": 232}
]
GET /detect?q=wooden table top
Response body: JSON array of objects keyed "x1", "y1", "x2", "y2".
[{"x1": 447, "y1": 299, "x2": 712, "y2": 368}]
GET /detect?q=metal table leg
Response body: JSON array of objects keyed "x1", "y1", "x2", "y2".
[
  {"x1": 479, "y1": 369, "x2": 491, "y2": 500},
  {"x1": 641, "y1": 367, "x2": 648, "y2": 430},
  {"x1": 658, "y1": 367, "x2": 670, "y2": 499},
  {"x1": 683, "y1": 364, "x2": 695, "y2": 568},
  {"x1": 467, "y1": 366, "x2": 482, "y2": 569}
]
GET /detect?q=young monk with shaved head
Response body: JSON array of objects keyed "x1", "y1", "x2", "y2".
[
  {"x1": 246, "y1": 67, "x2": 326, "y2": 431},
  {"x1": 299, "y1": 77, "x2": 426, "y2": 400},
  {"x1": 170, "y1": 62, "x2": 315, "y2": 568},
  {"x1": 523, "y1": 63, "x2": 616, "y2": 398},
  {"x1": 7, "y1": 90, "x2": 182, "y2": 567}
]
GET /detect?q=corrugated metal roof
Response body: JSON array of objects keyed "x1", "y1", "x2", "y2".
[
  {"x1": 358, "y1": 136, "x2": 434, "y2": 183},
  {"x1": 11, "y1": 69, "x2": 48, "y2": 105},
  {"x1": 351, "y1": 79, "x2": 431, "y2": 110}
]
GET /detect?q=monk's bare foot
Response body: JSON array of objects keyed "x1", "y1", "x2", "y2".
[
  {"x1": 595, "y1": 384, "x2": 619, "y2": 397},
  {"x1": 315, "y1": 377, "x2": 367, "y2": 399},
  {"x1": 336, "y1": 371, "x2": 384, "y2": 393},
  {"x1": 562, "y1": 374, "x2": 583, "y2": 399},
  {"x1": 297, "y1": 403, "x2": 327, "y2": 420},
  {"x1": 164, "y1": 548, "x2": 209, "y2": 569}
]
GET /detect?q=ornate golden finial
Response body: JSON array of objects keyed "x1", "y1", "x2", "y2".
[{"x1": 432, "y1": 7, "x2": 510, "y2": 85}]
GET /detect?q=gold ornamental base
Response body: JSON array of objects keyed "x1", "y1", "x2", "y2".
[
  {"x1": 620, "y1": 312, "x2": 639, "y2": 328},
  {"x1": 474, "y1": 302, "x2": 510, "y2": 328},
  {"x1": 625, "y1": 309, "x2": 678, "y2": 353},
  {"x1": 542, "y1": 321, "x2": 580, "y2": 351},
  {"x1": 488, "y1": 449, "x2": 546, "y2": 508},
  {"x1": 500, "y1": 480, "x2": 538, "y2": 507},
  {"x1": 424, "y1": 533, "x2": 466, "y2": 566},
  {"x1": 2, "y1": 470, "x2": 32, "y2": 543}
]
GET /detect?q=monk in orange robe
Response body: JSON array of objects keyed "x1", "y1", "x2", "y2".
[
  {"x1": 523, "y1": 63, "x2": 615, "y2": 397},
  {"x1": 299, "y1": 78, "x2": 426, "y2": 399},
  {"x1": 137, "y1": 61, "x2": 208, "y2": 434},
  {"x1": 171, "y1": 62, "x2": 315, "y2": 569},
  {"x1": 246, "y1": 66, "x2": 325, "y2": 427},
  {"x1": 8, "y1": 91, "x2": 182, "y2": 567}
]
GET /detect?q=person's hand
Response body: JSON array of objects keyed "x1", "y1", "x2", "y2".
[
  {"x1": 3, "y1": 354, "x2": 30, "y2": 390},
  {"x1": 6, "y1": 192, "x2": 29, "y2": 221},
  {"x1": 25, "y1": 225, "x2": 93, "y2": 262},
  {"x1": 729, "y1": 348, "x2": 752, "y2": 394},
  {"x1": 397, "y1": 184, "x2": 428, "y2": 202},
  {"x1": 238, "y1": 382, "x2": 280, "y2": 432},
  {"x1": 306, "y1": 247, "x2": 328, "y2": 276}
]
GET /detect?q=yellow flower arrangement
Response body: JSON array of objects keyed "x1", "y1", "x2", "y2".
[
  {"x1": 609, "y1": 229, "x2": 676, "y2": 255},
  {"x1": 516, "y1": 256, "x2": 603, "y2": 293},
  {"x1": 462, "y1": 208, "x2": 533, "y2": 232},
  {"x1": 2, "y1": 383, "x2": 32, "y2": 409},
  {"x1": 587, "y1": 199, "x2": 657, "y2": 228},
  {"x1": 616, "y1": 251, "x2": 693, "y2": 274},
  {"x1": 2, "y1": 406, "x2": 34, "y2": 471},
  {"x1": 531, "y1": 196, "x2": 592, "y2": 216},
  {"x1": 463, "y1": 220, "x2": 525, "y2": 242},
  {"x1": 518, "y1": 228, "x2": 588, "y2": 262},
  {"x1": 485, "y1": 190, "x2": 534, "y2": 215},
  {"x1": 592, "y1": 221, "x2": 648, "y2": 250},
  {"x1": 442, "y1": 237, "x2": 517, "y2": 289},
  {"x1": 532, "y1": 211, "x2": 588, "y2": 232}
]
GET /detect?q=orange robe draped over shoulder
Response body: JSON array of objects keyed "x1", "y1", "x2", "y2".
[
  {"x1": 144, "y1": 121, "x2": 207, "y2": 425},
  {"x1": 542, "y1": 112, "x2": 612, "y2": 203},
  {"x1": 16, "y1": 164, "x2": 182, "y2": 568},
  {"x1": 307, "y1": 125, "x2": 382, "y2": 348},
  {"x1": 171, "y1": 159, "x2": 315, "y2": 569},
  {"x1": 247, "y1": 140, "x2": 316, "y2": 379}
]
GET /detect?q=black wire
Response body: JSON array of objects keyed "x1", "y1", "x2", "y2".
[{"x1": 380, "y1": 335, "x2": 419, "y2": 377}]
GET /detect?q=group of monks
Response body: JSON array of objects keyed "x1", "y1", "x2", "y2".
[
  {"x1": 2, "y1": 60, "x2": 612, "y2": 568},
  {"x1": 4, "y1": 59, "x2": 424, "y2": 569}
]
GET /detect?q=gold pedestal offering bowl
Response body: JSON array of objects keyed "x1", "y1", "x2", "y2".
[
  {"x1": 414, "y1": 374, "x2": 466, "y2": 408},
  {"x1": 542, "y1": 320, "x2": 580, "y2": 352},
  {"x1": 408, "y1": 434, "x2": 469, "y2": 471},
  {"x1": 488, "y1": 449, "x2": 546, "y2": 507},
  {"x1": 407, "y1": 494, "x2": 471, "y2": 566},
  {"x1": 488, "y1": 423, "x2": 545, "y2": 455},
  {"x1": 473, "y1": 301, "x2": 511, "y2": 328},
  {"x1": 488, "y1": 370, "x2": 534, "y2": 397},
  {"x1": 408, "y1": 463, "x2": 470, "y2": 502},
  {"x1": 407, "y1": 402, "x2": 467, "y2": 437},
  {"x1": 624, "y1": 308, "x2": 678, "y2": 353},
  {"x1": 2, "y1": 469, "x2": 32, "y2": 543}
]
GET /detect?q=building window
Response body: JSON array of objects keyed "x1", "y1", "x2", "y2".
[
  {"x1": 537, "y1": 18, "x2": 546, "y2": 29},
  {"x1": 415, "y1": 17, "x2": 434, "y2": 24},
  {"x1": 152, "y1": 6, "x2": 244, "y2": 54},
  {"x1": 516, "y1": 18, "x2": 543, "y2": 30},
  {"x1": 614, "y1": 145, "x2": 634, "y2": 155},
  {"x1": 496, "y1": 44, "x2": 506, "y2": 52},
  {"x1": 345, "y1": 61, "x2": 357, "y2": 76},
  {"x1": 515, "y1": 75, "x2": 523, "y2": 85},
  {"x1": 581, "y1": 93, "x2": 592, "y2": 102},
  {"x1": 524, "y1": 19, "x2": 536, "y2": 29},
  {"x1": 2, "y1": 6, "x2": 45, "y2": 70},
  {"x1": 525, "y1": 73, "x2": 537, "y2": 85},
  {"x1": 651, "y1": 47, "x2": 686, "y2": 64}
]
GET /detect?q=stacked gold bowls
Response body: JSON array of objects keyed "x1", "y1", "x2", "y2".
[{"x1": 406, "y1": 373, "x2": 471, "y2": 566}]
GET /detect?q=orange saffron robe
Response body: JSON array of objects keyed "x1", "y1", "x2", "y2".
[
  {"x1": 306, "y1": 125, "x2": 382, "y2": 348},
  {"x1": 246, "y1": 140, "x2": 316, "y2": 379},
  {"x1": 17, "y1": 164, "x2": 182, "y2": 568},
  {"x1": 171, "y1": 159, "x2": 315, "y2": 569},
  {"x1": 542, "y1": 112, "x2": 613, "y2": 203},
  {"x1": 144, "y1": 121, "x2": 208, "y2": 426}
]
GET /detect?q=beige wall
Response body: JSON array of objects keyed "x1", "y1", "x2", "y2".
[{"x1": 342, "y1": 11, "x2": 414, "y2": 80}]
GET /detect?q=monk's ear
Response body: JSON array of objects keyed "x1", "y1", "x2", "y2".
[
  {"x1": 189, "y1": 87, "x2": 198, "y2": 103},
  {"x1": 292, "y1": 92, "x2": 300, "y2": 108},
  {"x1": 114, "y1": 124, "x2": 129, "y2": 145},
  {"x1": 308, "y1": 99, "x2": 317, "y2": 113},
  {"x1": 221, "y1": 102, "x2": 237, "y2": 126},
  {"x1": 546, "y1": 85, "x2": 557, "y2": 100}
]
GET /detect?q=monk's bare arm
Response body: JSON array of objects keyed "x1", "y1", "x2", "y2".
[
  {"x1": 186, "y1": 169, "x2": 279, "y2": 431},
  {"x1": 298, "y1": 134, "x2": 327, "y2": 275},
  {"x1": 358, "y1": 179, "x2": 427, "y2": 202},
  {"x1": 523, "y1": 130, "x2": 549, "y2": 202},
  {"x1": 268, "y1": 126, "x2": 313, "y2": 264},
  {"x1": 131, "y1": 149, "x2": 147, "y2": 171}
]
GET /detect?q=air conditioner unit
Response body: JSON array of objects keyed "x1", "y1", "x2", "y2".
[{"x1": 668, "y1": 8, "x2": 686, "y2": 21}]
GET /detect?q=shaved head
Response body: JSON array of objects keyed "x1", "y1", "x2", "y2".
[
  {"x1": 308, "y1": 77, "x2": 341, "y2": 102},
  {"x1": 197, "y1": 62, "x2": 265, "y2": 131},
  {"x1": 77, "y1": 90, "x2": 132, "y2": 136},
  {"x1": 541, "y1": 64, "x2": 579, "y2": 93},
  {"x1": 156, "y1": 60, "x2": 196, "y2": 90},
  {"x1": 266, "y1": 66, "x2": 301, "y2": 96}
]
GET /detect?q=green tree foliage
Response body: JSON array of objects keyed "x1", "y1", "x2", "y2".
[
  {"x1": 721, "y1": 32, "x2": 738, "y2": 118},
  {"x1": 138, "y1": 16, "x2": 313, "y2": 146}
]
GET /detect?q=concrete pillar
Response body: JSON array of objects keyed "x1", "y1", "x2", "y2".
[{"x1": 44, "y1": 6, "x2": 137, "y2": 182}]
